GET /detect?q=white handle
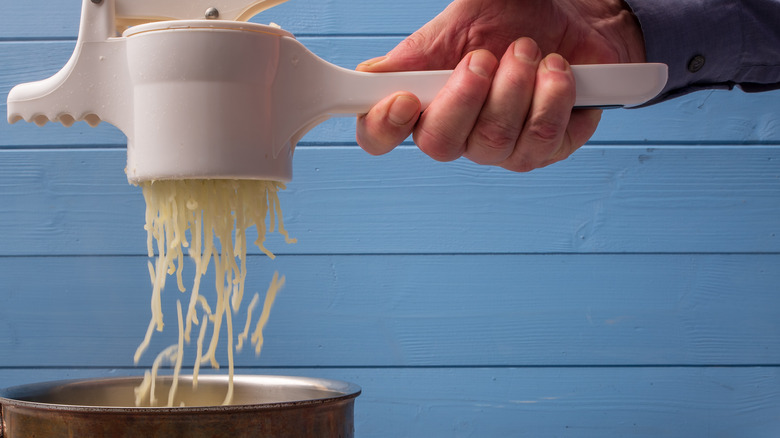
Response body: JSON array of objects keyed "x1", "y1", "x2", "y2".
[
  {"x1": 274, "y1": 37, "x2": 668, "y2": 150},
  {"x1": 322, "y1": 69, "x2": 452, "y2": 115},
  {"x1": 572, "y1": 63, "x2": 667, "y2": 108},
  {"x1": 320, "y1": 63, "x2": 668, "y2": 114}
]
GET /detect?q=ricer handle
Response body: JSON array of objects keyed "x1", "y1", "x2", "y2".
[
  {"x1": 273, "y1": 36, "x2": 667, "y2": 150},
  {"x1": 321, "y1": 63, "x2": 669, "y2": 114}
]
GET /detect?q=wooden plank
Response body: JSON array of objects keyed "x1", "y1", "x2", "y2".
[
  {"x1": 1, "y1": 254, "x2": 778, "y2": 367},
  {"x1": 0, "y1": 0, "x2": 451, "y2": 40},
  {"x1": 1, "y1": 1, "x2": 81, "y2": 40},
  {"x1": 3, "y1": 40, "x2": 780, "y2": 147},
  {"x1": 1, "y1": 366, "x2": 779, "y2": 437},
  {"x1": 1, "y1": 146, "x2": 778, "y2": 256}
]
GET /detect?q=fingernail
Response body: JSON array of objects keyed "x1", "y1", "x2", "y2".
[
  {"x1": 388, "y1": 95, "x2": 420, "y2": 126},
  {"x1": 544, "y1": 54, "x2": 568, "y2": 72},
  {"x1": 468, "y1": 50, "x2": 497, "y2": 78},
  {"x1": 513, "y1": 38, "x2": 540, "y2": 63},
  {"x1": 357, "y1": 55, "x2": 388, "y2": 70}
]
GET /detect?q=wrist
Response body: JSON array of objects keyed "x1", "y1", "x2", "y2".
[
  {"x1": 617, "y1": 0, "x2": 647, "y2": 63},
  {"x1": 564, "y1": 0, "x2": 647, "y2": 64}
]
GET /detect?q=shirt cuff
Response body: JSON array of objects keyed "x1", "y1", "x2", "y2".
[{"x1": 623, "y1": 0, "x2": 743, "y2": 103}]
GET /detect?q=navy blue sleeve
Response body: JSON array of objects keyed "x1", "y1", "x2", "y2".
[{"x1": 623, "y1": 0, "x2": 780, "y2": 104}]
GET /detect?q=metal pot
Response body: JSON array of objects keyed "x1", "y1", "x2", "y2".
[{"x1": 0, "y1": 375, "x2": 360, "y2": 437}]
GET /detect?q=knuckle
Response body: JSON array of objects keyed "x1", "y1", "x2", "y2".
[
  {"x1": 414, "y1": 125, "x2": 464, "y2": 162},
  {"x1": 449, "y1": 83, "x2": 489, "y2": 110},
  {"x1": 467, "y1": 117, "x2": 518, "y2": 163},
  {"x1": 503, "y1": 62, "x2": 537, "y2": 90},
  {"x1": 400, "y1": 32, "x2": 427, "y2": 54},
  {"x1": 524, "y1": 115, "x2": 566, "y2": 144},
  {"x1": 475, "y1": 115, "x2": 519, "y2": 149},
  {"x1": 393, "y1": 31, "x2": 434, "y2": 67}
]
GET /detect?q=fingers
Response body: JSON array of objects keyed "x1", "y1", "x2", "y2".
[
  {"x1": 463, "y1": 37, "x2": 541, "y2": 165},
  {"x1": 356, "y1": 49, "x2": 498, "y2": 158},
  {"x1": 413, "y1": 49, "x2": 499, "y2": 161},
  {"x1": 356, "y1": 92, "x2": 421, "y2": 156},
  {"x1": 498, "y1": 53, "x2": 576, "y2": 172},
  {"x1": 357, "y1": 37, "x2": 602, "y2": 170},
  {"x1": 499, "y1": 53, "x2": 598, "y2": 172},
  {"x1": 355, "y1": 28, "x2": 442, "y2": 156}
]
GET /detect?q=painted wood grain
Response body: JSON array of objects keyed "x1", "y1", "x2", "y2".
[
  {"x1": 2, "y1": 40, "x2": 780, "y2": 147},
  {"x1": 1, "y1": 254, "x2": 778, "y2": 367},
  {"x1": 1, "y1": 366, "x2": 779, "y2": 438},
  {"x1": 1, "y1": 147, "x2": 778, "y2": 256}
]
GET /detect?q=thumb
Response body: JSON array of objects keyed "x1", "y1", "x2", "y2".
[
  {"x1": 356, "y1": 55, "x2": 396, "y2": 73},
  {"x1": 357, "y1": 23, "x2": 455, "y2": 73},
  {"x1": 356, "y1": 36, "x2": 431, "y2": 73},
  {"x1": 358, "y1": 1, "x2": 475, "y2": 73}
]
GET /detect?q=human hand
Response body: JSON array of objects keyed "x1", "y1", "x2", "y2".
[{"x1": 356, "y1": 0, "x2": 646, "y2": 172}]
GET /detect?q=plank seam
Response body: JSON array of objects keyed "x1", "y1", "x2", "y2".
[
  {"x1": 1, "y1": 253, "x2": 779, "y2": 258},
  {"x1": 3, "y1": 364, "x2": 780, "y2": 370},
  {"x1": 2, "y1": 142, "x2": 780, "y2": 151}
]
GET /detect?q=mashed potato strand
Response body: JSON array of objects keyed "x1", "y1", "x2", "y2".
[{"x1": 134, "y1": 180, "x2": 294, "y2": 407}]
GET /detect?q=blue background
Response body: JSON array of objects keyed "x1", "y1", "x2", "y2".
[{"x1": 1, "y1": 0, "x2": 780, "y2": 436}]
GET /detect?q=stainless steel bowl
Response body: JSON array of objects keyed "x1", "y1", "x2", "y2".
[{"x1": 0, "y1": 375, "x2": 360, "y2": 437}]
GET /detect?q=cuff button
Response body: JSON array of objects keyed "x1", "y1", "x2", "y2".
[{"x1": 688, "y1": 55, "x2": 705, "y2": 73}]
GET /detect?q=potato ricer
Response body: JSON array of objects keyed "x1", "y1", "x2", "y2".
[{"x1": 6, "y1": 0, "x2": 668, "y2": 183}]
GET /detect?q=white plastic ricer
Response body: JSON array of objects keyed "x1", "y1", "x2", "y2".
[{"x1": 7, "y1": 0, "x2": 668, "y2": 183}]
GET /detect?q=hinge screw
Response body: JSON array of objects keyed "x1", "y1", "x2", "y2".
[{"x1": 205, "y1": 7, "x2": 220, "y2": 19}]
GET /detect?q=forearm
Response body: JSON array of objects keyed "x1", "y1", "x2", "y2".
[{"x1": 624, "y1": 0, "x2": 780, "y2": 103}]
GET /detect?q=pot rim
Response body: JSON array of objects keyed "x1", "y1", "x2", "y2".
[{"x1": 0, "y1": 374, "x2": 361, "y2": 414}]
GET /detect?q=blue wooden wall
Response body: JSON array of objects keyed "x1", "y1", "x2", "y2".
[{"x1": 2, "y1": 1, "x2": 780, "y2": 436}]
